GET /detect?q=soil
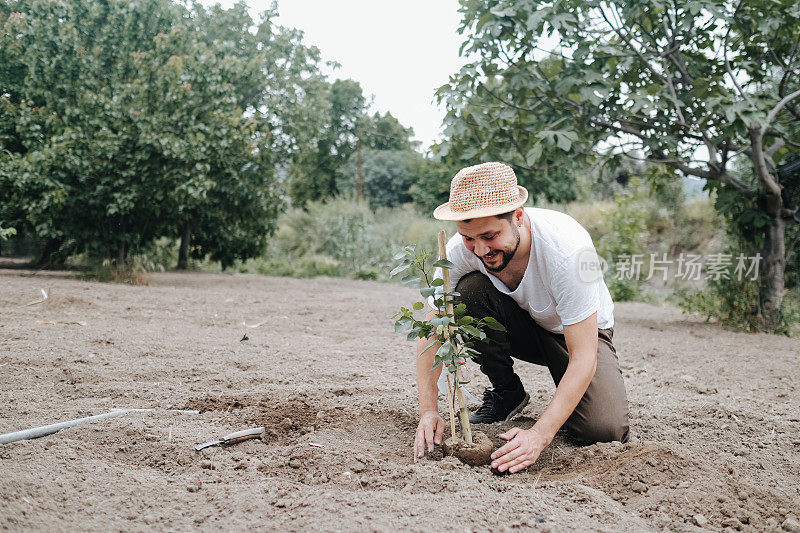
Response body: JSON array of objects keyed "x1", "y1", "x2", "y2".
[
  {"x1": 1, "y1": 268, "x2": 798, "y2": 532},
  {"x1": 443, "y1": 431, "x2": 494, "y2": 466}
]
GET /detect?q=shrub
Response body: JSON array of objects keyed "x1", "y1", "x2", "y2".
[
  {"x1": 241, "y1": 197, "x2": 452, "y2": 280},
  {"x1": 672, "y1": 254, "x2": 799, "y2": 336},
  {"x1": 596, "y1": 182, "x2": 649, "y2": 302},
  {"x1": 91, "y1": 259, "x2": 150, "y2": 286}
]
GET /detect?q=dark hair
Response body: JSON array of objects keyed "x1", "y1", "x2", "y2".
[
  {"x1": 496, "y1": 210, "x2": 516, "y2": 222},
  {"x1": 462, "y1": 210, "x2": 516, "y2": 224}
]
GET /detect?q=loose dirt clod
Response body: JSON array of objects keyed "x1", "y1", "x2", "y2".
[{"x1": 442, "y1": 431, "x2": 493, "y2": 466}]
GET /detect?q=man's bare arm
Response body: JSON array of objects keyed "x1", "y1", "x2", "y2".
[
  {"x1": 413, "y1": 311, "x2": 446, "y2": 459},
  {"x1": 490, "y1": 312, "x2": 599, "y2": 473}
]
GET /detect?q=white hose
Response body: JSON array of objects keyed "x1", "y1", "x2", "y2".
[{"x1": 0, "y1": 408, "x2": 199, "y2": 444}]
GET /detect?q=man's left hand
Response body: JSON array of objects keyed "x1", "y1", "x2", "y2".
[{"x1": 490, "y1": 427, "x2": 550, "y2": 473}]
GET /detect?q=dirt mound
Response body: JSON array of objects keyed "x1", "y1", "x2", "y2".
[{"x1": 539, "y1": 440, "x2": 798, "y2": 530}]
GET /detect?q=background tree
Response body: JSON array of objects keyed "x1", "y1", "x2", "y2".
[
  {"x1": 436, "y1": 73, "x2": 579, "y2": 204},
  {"x1": 407, "y1": 157, "x2": 460, "y2": 213},
  {"x1": 0, "y1": 0, "x2": 285, "y2": 267},
  {"x1": 439, "y1": 0, "x2": 800, "y2": 330},
  {"x1": 288, "y1": 78, "x2": 368, "y2": 206},
  {"x1": 358, "y1": 111, "x2": 416, "y2": 151},
  {"x1": 339, "y1": 149, "x2": 419, "y2": 208}
]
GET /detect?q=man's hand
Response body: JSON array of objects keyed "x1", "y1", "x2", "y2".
[
  {"x1": 413, "y1": 410, "x2": 445, "y2": 460},
  {"x1": 490, "y1": 427, "x2": 551, "y2": 473}
]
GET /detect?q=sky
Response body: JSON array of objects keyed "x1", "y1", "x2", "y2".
[{"x1": 203, "y1": 0, "x2": 469, "y2": 151}]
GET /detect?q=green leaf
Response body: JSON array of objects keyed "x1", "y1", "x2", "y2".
[
  {"x1": 420, "y1": 287, "x2": 436, "y2": 298},
  {"x1": 431, "y1": 278, "x2": 444, "y2": 287},
  {"x1": 436, "y1": 342, "x2": 454, "y2": 357},
  {"x1": 419, "y1": 338, "x2": 442, "y2": 357},
  {"x1": 485, "y1": 321, "x2": 506, "y2": 331},
  {"x1": 412, "y1": 301, "x2": 425, "y2": 310},
  {"x1": 525, "y1": 143, "x2": 542, "y2": 165},
  {"x1": 390, "y1": 262, "x2": 410, "y2": 277},
  {"x1": 456, "y1": 315, "x2": 475, "y2": 326},
  {"x1": 433, "y1": 259, "x2": 456, "y2": 269},
  {"x1": 461, "y1": 325, "x2": 481, "y2": 337},
  {"x1": 394, "y1": 318, "x2": 412, "y2": 333}
]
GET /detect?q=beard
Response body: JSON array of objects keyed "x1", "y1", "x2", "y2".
[{"x1": 479, "y1": 224, "x2": 521, "y2": 273}]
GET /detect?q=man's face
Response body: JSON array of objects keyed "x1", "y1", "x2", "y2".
[{"x1": 455, "y1": 213, "x2": 521, "y2": 273}]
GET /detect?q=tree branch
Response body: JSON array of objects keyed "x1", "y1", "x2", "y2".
[
  {"x1": 649, "y1": 149, "x2": 755, "y2": 195},
  {"x1": 748, "y1": 127, "x2": 782, "y2": 200},
  {"x1": 778, "y1": 34, "x2": 800, "y2": 100},
  {"x1": 598, "y1": 6, "x2": 666, "y2": 84},
  {"x1": 765, "y1": 88, "x2": 800, "y2": 127},
  {"x1": 722, "y1": 0, "x2": 755, "y2": 107},
  {"x1": 765, "y1": 138, "x2": 785, "y2": 159}
]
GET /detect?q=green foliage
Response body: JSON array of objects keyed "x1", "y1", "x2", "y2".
[
  {"x1": 339, "y1": 149, "x2": 420, "y2": 208},
  {"x1": 672, "y1": 256, "x2": 799, "y2": 336},
  {"x1": 407, "y1": 157, "x2": 460, "y2": 213},
  {"x1": 240, "y1": 197, "x2": 451, "y2": 280},
  {"x1": 0, "y1": 224, "x2": 15, "y2": 240},
  {"x1": 672, "y1": 178, "x2": 799, "y2": 333},
  {"x1": 391, "y1": 245, "x2": 505, "y2": 374},
  {"x1": 596, "y1": 180, "x2": 649, "y2": 301},
  {"x1": 288, "y1": 78, "x2": 368, "y2": 206},
  {"x1": 440, "y1": 0, "x2": 799, "y2": 328},
  {"x1": 359, "y1": 112, "x2": 416, "y2": 151},
  {"x1": 443, "y1": 0, "x2": 798, "y2": 171},
  {"x1": 0, "y1": 0, "x2": 286, "y2": 266}
]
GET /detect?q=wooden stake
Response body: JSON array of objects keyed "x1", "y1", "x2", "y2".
[
  {"x1": 455, "y1": 366, "x2": 472, "y2": 444},
  {"x1": 438, "y1": 230, "x2": 473, "y2": 445},
  {"x1": 446, "y1": 373, "x2": 457, "y2": 439}
]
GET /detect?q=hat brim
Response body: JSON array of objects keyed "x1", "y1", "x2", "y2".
[{"x1": 432, "y1": 186, "x2": 529, "y2": 221}]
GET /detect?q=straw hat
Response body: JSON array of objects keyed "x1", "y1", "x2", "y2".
[{"x1": 433, "y1": 162, "x2": 528, "y2": 221}]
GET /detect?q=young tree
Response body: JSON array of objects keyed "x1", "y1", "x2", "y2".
[{"x1": 439, "y1": 0, "x2": 800, "y2": 329}]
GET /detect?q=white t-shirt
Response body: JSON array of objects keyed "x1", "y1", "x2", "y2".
[{"x1": 436, "y1": 207, "x2": 614, "y2": 334}]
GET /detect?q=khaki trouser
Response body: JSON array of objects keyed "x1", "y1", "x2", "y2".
[{"x1": 456, "y1": 272, "x2": 630, "y2": 444}]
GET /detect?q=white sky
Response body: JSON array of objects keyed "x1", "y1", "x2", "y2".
[{"x1": 203, "y1": 0, "x2": 469, "y2": 151}]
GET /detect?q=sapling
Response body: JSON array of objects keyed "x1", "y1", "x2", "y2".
[{"x1": 392, "y1": 230, "x2": 505, "y2": 463}]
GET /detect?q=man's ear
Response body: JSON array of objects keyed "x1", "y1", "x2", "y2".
[{"x1": 514, "y1": 207, "x2": 525, "y2": 226}]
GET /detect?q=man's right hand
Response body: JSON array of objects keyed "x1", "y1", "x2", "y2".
[{"x1": 413, "y1": 410, "x2": 446, "y2": 460}]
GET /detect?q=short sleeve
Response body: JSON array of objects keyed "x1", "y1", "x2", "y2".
[{"x1": 550, "y1": 251, "x2": 600, "y2": 326}]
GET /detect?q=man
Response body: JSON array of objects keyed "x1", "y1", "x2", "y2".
[{"x1": 414, "y1": 162, "x2": 629, "y2": 474}]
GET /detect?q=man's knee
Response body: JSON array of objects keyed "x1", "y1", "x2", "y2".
[
  {"x1": 455, "y1": 271, "x2": 493, "y2": 296},
  {"x1": 455, "y1": 272, "x2": 495, "y2": 311}
]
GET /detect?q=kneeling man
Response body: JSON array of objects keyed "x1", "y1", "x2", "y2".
[{"x1": 414, "y1": 162, "x2": 629, "y2": 473}]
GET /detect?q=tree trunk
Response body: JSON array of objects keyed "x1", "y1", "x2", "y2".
[
  {"x1": 115, "y1": 214, "x2": 127, "y2": 267},
  {"x1": 749, "y1": 126, "x2": 787, "y2": 330},
  {"x1": 177, "y1": 223, "x2": 191, "y2": 270},
  {"x1": 759, "y1": 210, "x2": 786, "y2": 330},
  {"x1": 36, "y1": 238, "x2": 62, "y2": 267},
  {"x1": 357, "y1": 136, "x2": 363, "y2": 202}
]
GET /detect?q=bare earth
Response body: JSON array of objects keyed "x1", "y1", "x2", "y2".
[{"x1": 1, "y1": 269, "x2": 798, "y2": 532}]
